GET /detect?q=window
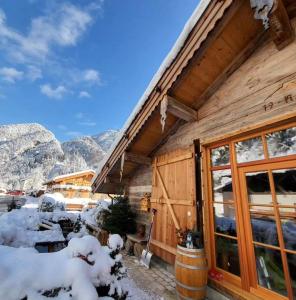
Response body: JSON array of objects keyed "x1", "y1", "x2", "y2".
[
  {"x1": 209, "y1": 145, "x2": 240, "y2": 277},
  {"x1": 207, "y1": 122, "x2": 296, "y2": 299}
]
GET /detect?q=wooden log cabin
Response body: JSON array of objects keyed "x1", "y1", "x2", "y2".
[
  {"x1": 45, "y1": 170, "x2": 96, "y2": 199},
  {"x1": 92, "y1": 0, "x2": 296, "y2": 299},
  {"x1": 45, "y1": 170, "x2": 108, "y2": 210}
]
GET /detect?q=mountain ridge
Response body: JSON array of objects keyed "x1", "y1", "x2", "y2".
[{"x1": 0, "y1": 123, "x2": 118, "y2": 191}]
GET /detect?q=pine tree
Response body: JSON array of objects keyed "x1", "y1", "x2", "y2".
[{"x1": 101, "y1": 196, "x2": 136, "y2": 236}]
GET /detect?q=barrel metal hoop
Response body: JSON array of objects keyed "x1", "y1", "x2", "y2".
[
  {"x1": 175, "y1": 261, "x2": 207, "y2": 270},
  {"x1": 177, "y1": 250, "x2": 205, "y2": 258},
  {"x1": 176, "y1": 280, "x2": 207, "y2": 291},
  {"x1": 177, "y1": 293, "x2": 205, "y2": 300},
  {"x1": 177, "y1": 245, "x2": 204, "y2": 253}
]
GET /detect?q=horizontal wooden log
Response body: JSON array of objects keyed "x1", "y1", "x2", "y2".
[
  {"x1": 150, "y1": 198, "x2": 195, "y2": 206},
  {"x1": 123, "y1": 152, "x2": 152, "y2": 165},
  {"x1": 150, "y1": 239, "x2": 177, "y2": 255}
]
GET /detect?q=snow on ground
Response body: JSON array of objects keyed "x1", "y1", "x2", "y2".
[
  {"x1": 0, "y1": 234, "x2": 155, "y2": 300},
  {"x1": 0, "y1": 194, "x2": 155, "y2": 300},
  {"x1": 120, "y1": 277, "x2": 162, "y2": 300},
  {"x1": 0, "y1": 236, "x2": 115, "y2": 300},
  {"x1": 0, "y1": 207, "x2": 70, "y2": 247},
  {"x1": 0, "y1": 193, "x2": 79, "y2": 247}
]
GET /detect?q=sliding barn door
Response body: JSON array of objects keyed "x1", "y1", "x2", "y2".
[{"x1": 150, "y1": 146, "x2": 197, "y2": 264}]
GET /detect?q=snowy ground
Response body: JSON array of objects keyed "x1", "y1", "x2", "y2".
[
  {"x1": 123, "y1": 254, "x2": 176, "y2": 300},
  {"x1": 0, "y1": 194, "x2": 158, "y2": 300}
]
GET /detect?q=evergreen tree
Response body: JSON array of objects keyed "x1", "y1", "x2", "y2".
[{"x1": 102, "y1": 196, "x2": 136, "y2": 236}]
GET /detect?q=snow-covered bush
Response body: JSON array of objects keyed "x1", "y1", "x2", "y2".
[
  {"x1": 0, "y1": 235, "x2": 127, "y2": 300},
  {"x1": 0, "y1": 203, "x2": 77, "y2": 247},
  {"x1": 39, "y1": 193, "x2": 65, "y2": 212}
]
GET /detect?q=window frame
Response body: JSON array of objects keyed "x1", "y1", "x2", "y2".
[{"x1": 203, "y1": 120, "x2": 296, "y2": 299}]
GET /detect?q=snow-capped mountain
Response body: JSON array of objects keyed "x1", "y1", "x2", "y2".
[{"x1": 0, "y1": 123, "x2": 118, "y2": 191}]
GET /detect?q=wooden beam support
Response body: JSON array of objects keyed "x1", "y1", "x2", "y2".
[
  {"x1": 123, "y1": 152, "x2": 152, "y2": 165},
  {"x1": 269, "y1": 0, "x2": 295, "y2": 50},
  {"x1": 104, "y1": 175, "x2": 129, "y2": 185},
  {"x1": 160, "y1": 95, "x2": 197, "y2": 131},
  {"x1": 250, "y1": 0, "x2": 294, "y2": 50}
]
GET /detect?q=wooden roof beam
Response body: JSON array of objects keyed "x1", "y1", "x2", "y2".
[
  {"x1": 104, "y1": 175, "x2": 129, "y2": 185},
  {"x1": 250, "y1": 0, "x2": 294, "y2": 50},
  {"x1": 120, "y1": 151, "x2": 151, "y2": 182},
  {"x1": 123, "y1": 152, "x2": 152, "y2": 165},
  {"x1": 160, "y1": 95, "x2": 197, "y2": 131}
]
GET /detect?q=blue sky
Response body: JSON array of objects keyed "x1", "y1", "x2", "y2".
[{"x1": 0, "y1": 0, "x2": 198, "y2": 141}]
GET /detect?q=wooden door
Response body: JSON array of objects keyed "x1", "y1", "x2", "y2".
[
  {"x1": 238, "y1": 160, "x2": 296, "y2": 300},
  {"x1": 150, "y1": 146, "x2": 197, "y2": 264}
]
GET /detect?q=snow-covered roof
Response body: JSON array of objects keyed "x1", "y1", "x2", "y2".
[
  {"x1": 46, "y1": 169, "x2": 96, "y2": 184},
  {"x1": 93, "y1": 0, "x2": 211, "y2": 181}
]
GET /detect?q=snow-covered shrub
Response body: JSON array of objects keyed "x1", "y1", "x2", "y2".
[
  {"x1": 0, "y1": 235, "x2": 127, "y2": 300},
  {"x1": 80, "y1": 200, "x2": 110, "y2": 227},
  {"x1": 0, "y1": 204, "x2": 77, "y2": 247},
  {"x1": 39, "y1": 193, "x2": 65, "y2": 212}
]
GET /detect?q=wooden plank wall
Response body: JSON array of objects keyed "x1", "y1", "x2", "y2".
[
  {"x1": 158, "y1": 19, "x2": 296, "y2": 154},
  {"x1": 127, "y1": 164, "x2": 152, "y2": 226},
  {"x1": 150, "y1": 147, "x2": 197, "y2": 265},
  {"x1": 126, "y1": 19, "x2": 296, "y2": 265}
]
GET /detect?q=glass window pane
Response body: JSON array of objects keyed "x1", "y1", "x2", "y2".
[
  {"x1": 266, "y1": 127, "x2": 296, "y2": 158},
  {"x1": 235, "y1": 137, "x2": 265, "y2": 163},
  {"x1": 211, "y1": 145, "x2": 230, "y2": 167},
  {"x1": 246, "y1": 172, "x2": 273, "y2": 205},
  {"x1": 281, "y1": 218, "x2": 296, "y2": 251},
  {"x1": 287, "y1": 253, "x2": 296, "y2": 298},
  {"x1": 250, "y1": 213, "x2": 279, "y2": 246},
  {"x1": 272, "y1": 169, "x2": 296, "y2": 206},
  {"x1": 254, "y1": 245, "x2": 287, "y2": 296},
  {"x1": 212, "y1": 170, "x2": 233, "y2": 202},
  {"x1": 215, "y1": 236, "x2": 240, "y2": 276},
  {"x1": 214, "y1": 203, "x2": 237, "y2": 237}
]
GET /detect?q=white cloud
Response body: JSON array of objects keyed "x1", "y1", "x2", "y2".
[
  {"x1": 40, "y1": 83, "x2": 67, "y2": 99},
  {"x1": 78, "y1": 121, "x2": 96, "y2": 127},
  {"x1": 0, "y1": 67, "x2": 23, "y2": 83},
  {"x1": 27, "y1": 65, "x2": 42, "y2": 81},
  {"x1": 0, "y1": 4, "x2": 94, "y2": 63},
  {"x1": 0, "y1": 5, "x2": 105, "y2": 90},
  {"x1": 82, "y1": 69, "x2": 101, "y2": 85},
  {"x1": 79, "y1": 91, "x2": 91, "y2": 98}
]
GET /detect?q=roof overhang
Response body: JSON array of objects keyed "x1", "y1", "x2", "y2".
[{"x1": 93, "y1": 0, "x2": 296, "y2": 194}]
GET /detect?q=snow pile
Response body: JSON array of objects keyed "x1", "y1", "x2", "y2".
[
  {"x1": 108, "y1": 234, "x2": 123, "y2": 250},
  {"x1": 0, "y1": 235, "x2": 126, "y2": 300},
  {"x1": 0, "y1": 203, "x2": 77, "y2": 247},
  {"x1": 39, "y1": 193, "x2": 66, "y2": 212},
  {"x1": 81, "y1": 200, "x2": 110, "y2": 227}
]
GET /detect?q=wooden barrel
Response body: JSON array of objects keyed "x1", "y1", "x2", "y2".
[{"x1": 175, "y1": 245, "x2": 207, "y2": 300}]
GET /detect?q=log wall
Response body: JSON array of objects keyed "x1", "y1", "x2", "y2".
[
  {"x1": 158, "y1": 19, "x2": 296, "y2": 154},
  {"x1": 127, "y1": 164, "x2": 152, "y2": 226},
  {"x1": 126, "y1": 19, "x2": 296, "y2": 264}
]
